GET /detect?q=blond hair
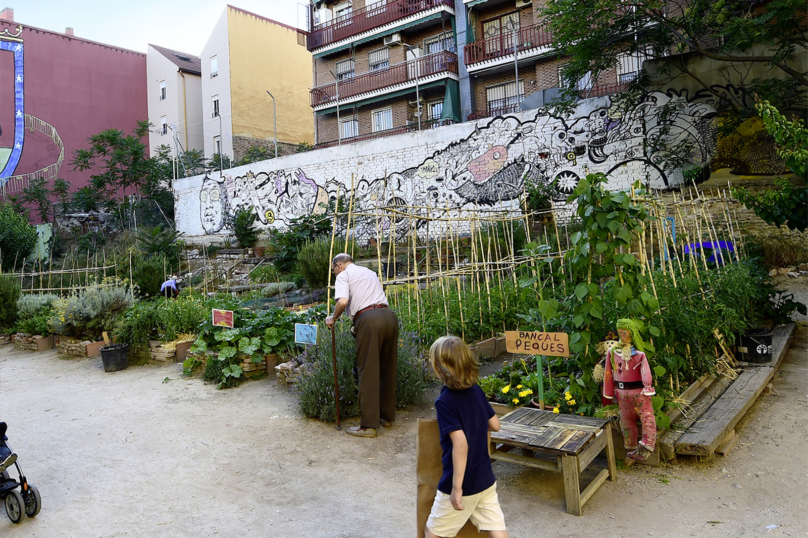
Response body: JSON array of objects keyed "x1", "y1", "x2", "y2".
[{"x1": 429, "y1": 336, "x2": 478, "y2": 390}]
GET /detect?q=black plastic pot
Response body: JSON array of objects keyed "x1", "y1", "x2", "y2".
[
  {"x1": 100, "y1": 343, "x2": 129, "y2": 372},
  {"x1": 739, "y1": 328, "x2": 773, "y2": 363}
]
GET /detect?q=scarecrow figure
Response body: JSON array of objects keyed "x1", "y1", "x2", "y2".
[{"x1": 603, "y1": 318, "x2": 656, "y2": 462}]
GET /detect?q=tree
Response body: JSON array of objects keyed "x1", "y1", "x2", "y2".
[
  {"x1": 21, "y1": 177, "x2": 53, "y2": 223},
  {"x1": 52, "y1": 178, "x2": 71, "y2": 213},
  {"x1": 236, "y1": 146, "x2": 271, "y2": 167},
  {"x1": 541, "y1": 0, "x2": 807, "y2": 126},
  {"x1": 0, "y1": 204, "x2": 37, "y2": 270},
  {"x1": 206, "y1": 153, "x2": 232, "y2": 174},
  {"x1": 733, "y1": 99, "x2": 807, "y2": 232}
]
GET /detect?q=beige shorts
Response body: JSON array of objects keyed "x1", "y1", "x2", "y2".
[{"x1": 426, "y1": 483, "x2": 506, "y2": 537}]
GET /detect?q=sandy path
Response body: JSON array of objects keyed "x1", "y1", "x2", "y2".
[{"x1": 0, "y1": 325, "x2": 805, "y2": 537}]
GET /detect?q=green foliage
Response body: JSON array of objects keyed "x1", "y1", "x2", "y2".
[
  {"x1": 250, "y1": 264, "x2": 281, "y2": 283},
  {"x1": 233, "y1": 207, "x2": 259, "y2": 248},
  {"x1": 0, "y1": 275, "x2": 21, "y2": 329},
  {"x1": 156, "y1": 294, "x2": 209, "y2": 341},
  {"x1": 137, "y1": 226, "x2": 185, "y2": 266},
  {"x1": 16, "y1": 294, "x2": 59, "y2": 319},
  {"x1": 21, "y1": 177, "x2": 53, "y2": 223},
  {"x1": 236, "y1": 146, "x2": 272, "y2": 166},
  {"x1": 755, "y1": 99, "x2": 808, "y2": 180},
  {"x1": 296, "y1": 142, "x2": 314, "y2": 153},
  {"x1": 260, "y1": 282, "x2": 297, "y2": 297},
  {"x1": 52, "y1": 178, "x2": 71, "y2": 211},
  {"x1": 75, "y1": 231, "x2": 106, "y2": 256},
  {"x1": 296, "y1": 238, "x2": 336, "y2": 289},
  {"x1": 114, "y1": 301, "x2": 160, "y2": 352},
  {"x1": 52, "y1": 281, "x2": 134, "y2": 339},
  {"x1": 70, "y1": 187, "x2": 101, "y2": 212},
  {"x1": 294, "y1": 322, "x2": 432, "y2": 422},
  {"x1": 267, "y1": 213, "x2": 332, "y2": 273},
  {"x1": 541, "y1": 0, "x2": 807, "y2": 132},
  {"x1": 131, "y1": 253, "x2": 171, "y2": 298},
  {"x1": 16, "y1": 311, "x2": 53, "y2": 336},
  {"x1": 205, "y1": 153, "x2": 232, "y2": 173},
  {"x1": 0, "y1": 204, "x2": 37, "y2": 271},
  {"x1": 734, "y1": 178, "x2": 807, "y2": 233}
]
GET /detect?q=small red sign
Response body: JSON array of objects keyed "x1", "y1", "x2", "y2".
[{"x1": 212, "y1": 309, "x2": 234, "y2": 328}]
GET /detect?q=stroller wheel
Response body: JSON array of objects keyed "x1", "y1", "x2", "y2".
[
  {"x1": 4, "y1": 489, "x2": 25, "y2": 523},
  {"x1": 24, "y1": 484, "x2": 41, "y2": 517}
]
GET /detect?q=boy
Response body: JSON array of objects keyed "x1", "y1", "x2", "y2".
[{"x1": 426, "y1": 336, "x2": 509, "y2": 538}]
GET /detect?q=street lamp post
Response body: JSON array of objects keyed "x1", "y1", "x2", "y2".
[{"x1": 266, "y1": 91, "x2": 278, "y2": 159}]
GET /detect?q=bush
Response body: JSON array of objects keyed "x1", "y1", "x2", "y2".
[
  {"x1": 16, "y1": 311, "x2": 52, "y2": 336},
  {"x1": 294, "y1": 322, "x2": 433, "y2": 422},
  {"x1": 114, "y1": 301, "x2": 160, "y2": 352},
  {"x1": 131, "y1": 254, "x2": 168, "y2": 298},
  {"x1": 0, "y1": 274, "x2": 21, "y2": 329},
  {"x1": 0, "y1": 204, "x2": 37, "y2": 271},
  {"x1": 266, "y1": 213, "x2": 332, "y2": 273},
  {"x1": 156, "y1": 295, "x2": 209, "y2": 340},
  {"x1": 233, "y1": 207, "x2": 259, "y2": 248},
  {"x1": 53, "y1": 280, "x2": 134, "y2": 339},
  {"x1": 260, "y1": 282, "x2": 297, "y2": 297},
  {"x1": 137, "y1": 226, "x2": 184, "y2": 267},
  {"x1": 16, "y1": 294, "x2": 59, "y2": 319},
  {"x1": 296, "y1": 239, "x2": 333, "y2": 289},
  {"x1": 250, "y1": 264, "x2": 281, "y2": 283}
]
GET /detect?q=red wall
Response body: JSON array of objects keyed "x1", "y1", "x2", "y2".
[{"x1": 0, "y1": 21, "x2": 147, "y2": 204}]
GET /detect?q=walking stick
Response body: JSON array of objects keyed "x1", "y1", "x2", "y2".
[{"x1": 331, "y1": 325, "x2": 341, "y2": 430}]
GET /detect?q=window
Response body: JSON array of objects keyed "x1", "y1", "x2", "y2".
[
  {"x1": 424, "y1": 33, "x2": 455, "y2": 54},
  {"x1": 428, "y1": 101, "x2": 443, "y2": 127},
  {"x1": 335, "y1": 2, "x2": 352, "y2": 26},
  {"x1": 212, "y1": 96, "x2": 220, "y2": 118},
  {"x1": 340, "y1": 118, "x2": 359, "y2": 139},
  {"x1": 617, "y1": 47, "x2": 651, "y2": 84},
  {"x1": 482, "y1": 13, "x2": 520, "y2": 54},
  {"x1": 558, "y1": 66, "x2": 592, "y2": 91},
  {"x1": 486, "y1": 80, "x2": 525, "y2": 112},
  {"x1": 160, "y1": 116, "x2": 168, "y2": 136},
  {"x1": 210, "y1": 55, "x2": 218, "y2": 78},
  {"x1": 336, "y1": 59, "x2": 355, "y2": 81},
  {"x1": 213, "y1": 135, "x2": 222, "y2": 155},
  {"x1": 371, "y1": 108, "x2": 393, "y2": 132},
  {"x1": 159, "y1": 80, "x2": 166, "y2": 101},
  {"x1": 366, "y1": 0, "x2": 386, "y2": 16},
  {"x1": 368, "y1": 48, "x2": 389, "y2": 72}
]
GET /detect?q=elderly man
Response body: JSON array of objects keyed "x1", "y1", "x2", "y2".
[{"x1": 326, "y1": 253, "x2": 398, "y2": 438}]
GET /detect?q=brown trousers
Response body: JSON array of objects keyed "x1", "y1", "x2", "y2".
[{"x1": 354, "y1": 307, "x2": 398, "y2": 429}]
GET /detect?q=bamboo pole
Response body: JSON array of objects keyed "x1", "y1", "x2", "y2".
[
  {"x1": 326, "y1": 186, "x2": 341, "y2": 314},
  {"x1": 435, "y1": 221, "x2": 449, "y2": 335},
  {"x1": 344, "y1": 173, "x2": 356, "y2": 252}
]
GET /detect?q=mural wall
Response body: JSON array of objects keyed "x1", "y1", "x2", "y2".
[{"x1": 175, "y1": 87, "x2": 725, "y2": 241}]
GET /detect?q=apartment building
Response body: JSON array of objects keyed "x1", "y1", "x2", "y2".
[
  {"x1": 147, "y1": 45, "x2": 204, "y2": 158},
  {"x1": 306, "y1": 0, "x2": 643, "y2": 145},
  {"x1": 201, "y1": 6, "x2": 314, "y2": 162},
  {"x1": 307, "y1": 0, "x2": 461, "y2": 147}
]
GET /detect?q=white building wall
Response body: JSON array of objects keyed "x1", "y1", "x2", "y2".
[
  {"x1": 175, "y1": 90, "x2": 720, "y2": 242},
  {"x1": 147, "y1": 46, "x2": 182, "y2": 156},
  {"x1": 201, "y1": 8, "x2": 233, "y2": 161},
  {"x1": 176, "y1": 71, "x2": 204, "y2": 155}
]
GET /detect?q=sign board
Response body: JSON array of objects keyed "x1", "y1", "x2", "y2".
[
  {"x1": 212, "y1": 309, "x2": 234, "y2": 328},
  {"x1": 295, "y1": 323, "x2": 318, "y2": 345},
  {"x1": 505, "y1": 331, "x2": 570, "y2": 357}
]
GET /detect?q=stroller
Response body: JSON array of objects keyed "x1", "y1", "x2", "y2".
[{"x1": 0, "y1": 422, "x2": 41, "y2": 524}]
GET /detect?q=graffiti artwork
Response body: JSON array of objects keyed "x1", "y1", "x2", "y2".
[
  {"x1": 187, "y1": 88, "x2": 725, "y2": 240},
  {"x1": 0, "y1": 25, "x2": 65, "y2": 194}
]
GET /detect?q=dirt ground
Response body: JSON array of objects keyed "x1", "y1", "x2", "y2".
[{"x1": 0, "y1": 325, "x2": 805, "y2": 537}]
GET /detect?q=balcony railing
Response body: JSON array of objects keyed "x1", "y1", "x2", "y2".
[
  {"x1": 311, "y1": 51, "x2": 458, "y2": 108},
  {"x1": 309, "y1": 0, "x2": 454, "y2": 51},
  {"x1": 464, "y1": 22, "x2": 553, "y2": 66},
  {"x1": 315, "y1": 119, "x2": 454, "y2": 149},
  {"x1": 468, "y1": 83, "x2": 629, "y2": 121}
]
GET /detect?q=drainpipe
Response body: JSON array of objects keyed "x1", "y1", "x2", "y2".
[{"x1": 179, "y1": 71, "x2": 189, "y2": 149}]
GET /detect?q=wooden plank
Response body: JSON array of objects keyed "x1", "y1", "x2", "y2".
[
  {"x1": 605, "y1": 422, "x2": 618, "y2": 481},
  {"x1": 548, "y1": 429, "x2": 584, "y2": 452},
  {"x1": 677, "y1": 366, "x2": 777, "y2": 456},
  {"x1": 716, "y1": 431, "x2": 739, "y2": 457},
  {"x1": 491, "y1": 427, "x2": 538, "y2": 446},
  {"x1": 551, "y1": 414, "x2": 609, "y2": 428},
  {"x1": 577, "y1": 429, "x2": 608, "y2": 472},
  {"x1": 667, "y1": 373, "x2": 718, "y2": 425},
  {"x1": 557, "y1": 430, "x2": 592, "y2": 454},
  {"x1": 561, "y1": 455, "x2": 582, "y2": 516},
  {"x1": 490, "y1": 450, "x2": 559, "y2": 472},
  {"x1": 579, "y1": 468, "x2": 610, "y2": 509},
  {"x1": 502, "y1": 407, "x2": 533, "y2": 423},
  {"x1": 525, "y1": 412, "x2": 556, "y2": 428},
  {"x1": 530, "y1": 426, "x2": 567, "y2": 449}
]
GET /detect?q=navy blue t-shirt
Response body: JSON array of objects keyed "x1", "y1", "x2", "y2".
[{"x1": 435, "y1": 384, "x2": 496, "y2": 496}]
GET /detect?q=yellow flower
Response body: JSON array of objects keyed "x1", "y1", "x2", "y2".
[
  {"x1": 569, "y1": 399, "x2": 576, "y2": 405},
  {"x1": 564, "y1": 392, "x2": 572, "y2": 401},
  {"x1": 553, "y1": 407, "x2": 560, "y2": 414},
  {"x1": 502, "y1": 385, "x2": 511, "y2": 394},
  {"x1": 518, "y1": 389, "x2": 534, "y2": 398},
  {"x1": 516, "y1": 384, "x2": 523, "y2": 389},
  {"x1": 512, "y1": 398, "x2": 520, "y2": 404}
]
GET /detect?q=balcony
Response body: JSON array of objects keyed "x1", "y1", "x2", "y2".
[
  {"x1": 315, "y1": 118, "x2": 454, "y2": 149},
  {"x1": 310, "y1": 51, "x2": 458, "y2": 109},
  {"x1": 464, "y1": 22, "x2": 553, "y2": 68},
  {"x1": 308, "y1": 0, "x2": 454, "y2": 52}
]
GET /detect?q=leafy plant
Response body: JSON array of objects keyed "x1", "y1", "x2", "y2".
[
  {"x1": 156, "y1": 294, "x2": 208, "y2": 341},
  {"x1": 131, "y1": 253, "x2": 170, "y2": 298},
  {"x1": 260, "y1": 282, "x2": 297, "y2": 297},
  {"x1": 52, "y1": 279, "x2": 134, "y2": 339},
  {"x1": 0, "y1": 204, "x2": 37, "y2": 271},
  {"x1": 734, "y1": 178, "x2": 807, "y2": 233},
  {"x1": 236, "y1": 145, "x2": 272, "y2": 166},
  {"x1": 137, "y1": 226, "x2": 185, "y2": 266},
  {"x1": 267, "y1": 213, "x2": 332, "y2": 273},
  {"x1": 296, "y1": 238, "x2": 335, "y2": 289},
  {"x1": 250, "y1": 264, "x2": 281, "y2": 283},
  {"x1": 114, "y1": 301, "x2": 160, "y2": 353},
  {"x1": 16, "y1": 294, "x2": 59, "y2": 319},
  {"x1": 16, "y1": 311, "x2": 53, "y2": 336},
  {"x1": 233, "y1": 207, "x2": 259, "y2": 248}
]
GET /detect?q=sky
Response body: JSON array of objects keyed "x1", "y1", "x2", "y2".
[{"x1": 11, "y1": 0, "x2": 308, "y2": 54}]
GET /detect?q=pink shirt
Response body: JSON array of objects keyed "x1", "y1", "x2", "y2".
[{"x1": 334, "y1": 263, "x2": 388, "y2": 319}]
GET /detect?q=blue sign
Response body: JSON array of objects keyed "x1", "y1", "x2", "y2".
[
  {"x1": 295, "y1": 323, "x2": 318, "y2": 345},
  {"x1": 0, "y1": 38, "x2": 24, "y2": 186}
]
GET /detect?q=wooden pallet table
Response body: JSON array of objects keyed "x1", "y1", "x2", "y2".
[{"x1": 490, "y1": 407, "x2": 617, "y2": 516}]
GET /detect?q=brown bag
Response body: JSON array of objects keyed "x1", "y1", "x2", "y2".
[{"x1": 416, "y1": 419, "x2": 480, "y2": 538}]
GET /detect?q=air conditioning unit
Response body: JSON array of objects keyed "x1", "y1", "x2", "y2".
[
  {"x1": 384, "y1": 33, "x2": 402, "y2": 47},
  {"x1": 515, "y1": 0, "x2": 532, "y2": 7}
]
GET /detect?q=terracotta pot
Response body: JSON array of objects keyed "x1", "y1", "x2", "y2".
[
  {"x1": 86, "y1": 340, "x2": 105, "y2": 358},
  {"x1": 174, "y1": 340, "x2": 194, "y2": 362},
  {"x1": 35, "y1": 334, "x2": 54, "y2": 352},
  {"x1": 252, "y1": 247, "x2": 264, "y2": 258}
]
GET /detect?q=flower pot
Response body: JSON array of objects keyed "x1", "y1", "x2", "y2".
[
  {"x1": 174, "y1": 340, "x2": 194, "y2": 362},
  {"x1": 35, "y1": 334, "x2": 54, "y2": 352},
  {"x1": 738, "y1": 328, "x2": 773, "y2": 363},
  {"x1": 252, "y1": 247, "x2": 264, "y2": 258},
  {"x1": 86, "y1": 340, "x2": 105, "y2": 358},
  {"x1": 100, "y1": 343, "x2": 129, "y2": 372}
]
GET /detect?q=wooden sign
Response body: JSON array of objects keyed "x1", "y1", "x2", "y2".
[
  {"x1": 212, "y1": 309, "x2": 234, "y2": 328},
  {"x1": 505, "y1": 331, "x2": 570, "y2": 357}
]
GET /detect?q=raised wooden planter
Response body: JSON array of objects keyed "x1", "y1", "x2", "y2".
[{"x1": 86, "y1": 340, "x2": 105, "y2": 358}]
